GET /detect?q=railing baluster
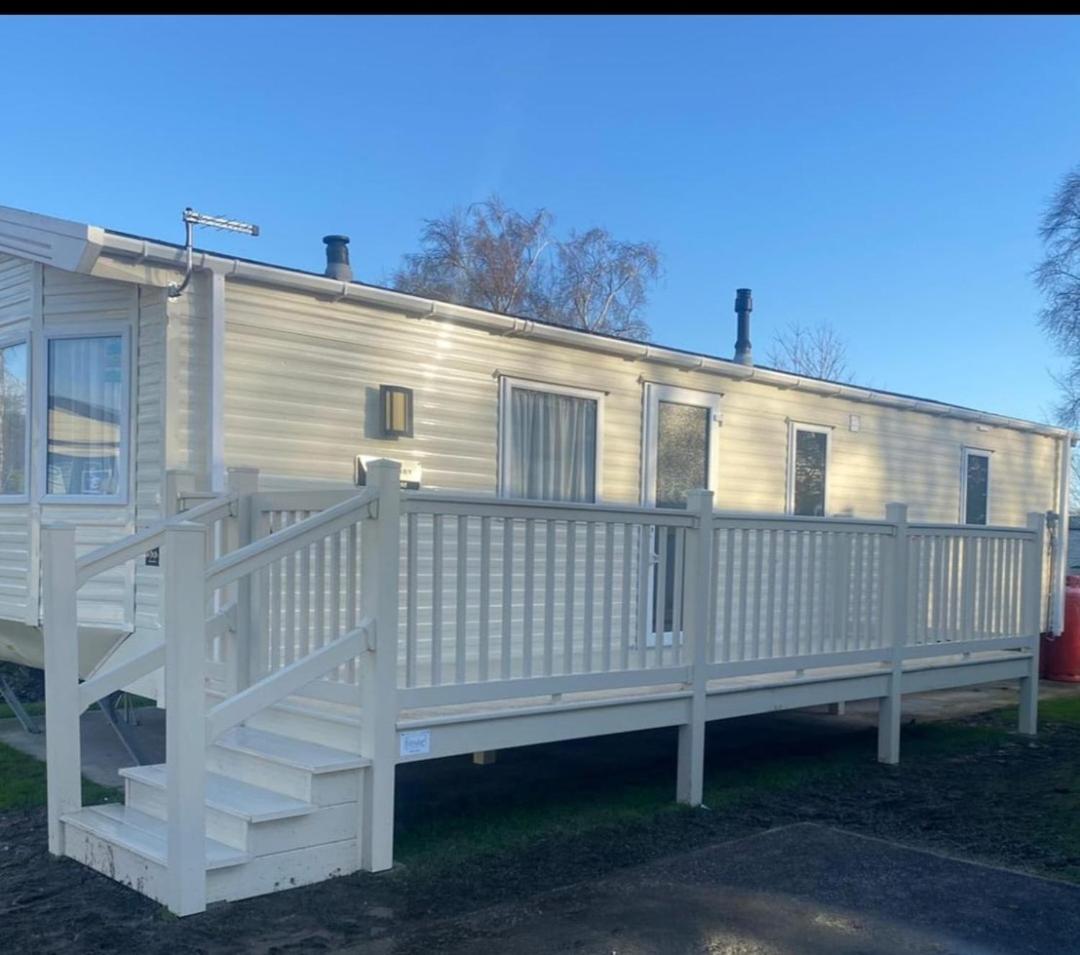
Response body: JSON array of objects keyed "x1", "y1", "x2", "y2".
[
  {"x1": 584, "y1": 522, "x2": 596, "y2": 672},
  {"x1": 720, "y1": 527, "x2": 733, "y2": 662},
  {"x1": 299, "y1": 523, "x2": 311, "y2": 659},
  {"x1": 501, "y1": 518, "x2": 514, "y2": 680},
  {"x1": 545, "y1": 520, "x2": 556, "y2": 676},
  {"x1": 314, "y1": 535, "x2": 326, "y2": 650},
  {"x1": 456, "y1": 515, "x2": 468, "y2": 684},
  {"x1": 671, "y1": 526, "x2": 685, "y2": 665},
  {"x1": 620, "y1": 523, "x2": 632, "y2": 669},
  {"x1": 602, "y1": 523, "x2": 614, "y2": 672},
  {"x1": 431, "y1": 514, "x2": 443, "y2": 686},
  {"x1": 653, "y1": 525, "x2": 668, "y2": 667},
  {"x1": 406, "y1": 513, "x2": 418, "y2": 687},
  {"x1": 636, "y1": 524, "x2": 650, "y2": 669},
  {"x1": 778, "y1": 529, "x2": 791, "y2": 658},
  {"x1": 479, "y1": 516, "x2": 492, "y2": 681},
  {"x1": 285, "y1": 513, "x2": 297, "y2": 664},
  {"x1": 564, "y1": 521, "x2": 577, "y2": 674},
  {"x1": 522, "y1": 519, "x2": 534, "y2": 678}
]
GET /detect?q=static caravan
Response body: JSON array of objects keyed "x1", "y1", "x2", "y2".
[{"x1": 0, "y1": 204, "x2": 1072, "y2": 915}]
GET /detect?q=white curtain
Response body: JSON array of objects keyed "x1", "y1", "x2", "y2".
[
  {"x1": 47, "y1": 336, "x2": 123, "y2": 496},
  {"x1": 509, "y1": 387, "x2": 597, "y2": 502}
]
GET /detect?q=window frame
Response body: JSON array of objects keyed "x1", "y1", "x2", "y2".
[
  {"x1": 0, "y1": 334, "x2": 31, "y2": 503},
  {"x1": 960, "y1": 446, "x2": 992, "y2": 526},
  {"x1": 497, "y1": 375, "x2": 605, "y2": 503},
  {"x1": 37, "y1": 324, "x2": 132, "y2": 506},
  {"x1": 786, "y1": 421, "x2": 832, "y2": 516},
  {"x1": 640, "y1": 382, "x2": 724, "y2": 507}
]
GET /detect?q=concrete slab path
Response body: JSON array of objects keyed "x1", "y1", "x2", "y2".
[{"x1": 397, "y1": 823, "x2": 1080, "y2": 955}]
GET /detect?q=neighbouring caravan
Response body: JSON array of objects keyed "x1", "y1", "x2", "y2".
[{"x1": 0, "y1": 204, "x2": 1073, "y2": 914}]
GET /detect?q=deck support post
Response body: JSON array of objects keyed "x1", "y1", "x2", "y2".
[
  {"x1": 677, "y1": 489, "x2": 714, "y2": 806},
  {"x1": 1019, "y1": 511, "x2": 1047, "y2": 736},
  {"x1": 878, "y1": 503, "x2": 908, "y2": 765},
  {"x1": 42, "y1": 523, "x2": 80, "y2": 856},
  {"x1": 163, "y1": 522, "x2": 208, "y2": 917},
  {"x1": 359, "y1": 460, "x2": 402, "y2": 872},
  {"x1": 227, "y1": 467, "x2": 260, "y2": 694}
]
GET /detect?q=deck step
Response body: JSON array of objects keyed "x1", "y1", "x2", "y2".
[
  {"x1": 214, "y1": 726, "x2": 370, "y2": 774},
  {"x1": 62, "y1": 804, "x2": 248, "y2": 870},
  {"x1": 120, "y1": 764, "x2": 314, "y2": 823}
]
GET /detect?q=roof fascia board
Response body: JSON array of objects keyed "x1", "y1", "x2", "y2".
[
  {"x1": 0, "y1": 205, "x2": 104, "y2": 273},
  {"x1": 65, "y1": 218, "x2": 1074, "y2": 444}
]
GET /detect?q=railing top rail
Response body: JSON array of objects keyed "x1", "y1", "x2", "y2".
[
  {"x1": 908, "y1": 522, "x2": 1036, "y2": 537},
  {"x1": 402, "y1": 491, "x2": 697, "y2": 526},
  {"x1": 711, "y1": 511, "x2": 896, "y2": 533},
  {"x1": 206, "y1": 486, "x2": 379, "y2": 593},
  {"x1": 253, "y1": 489, "x2": 358, "y2": 512},
  {"x1": 75, "y1": 492, "x2": 236, "y2": 587}
]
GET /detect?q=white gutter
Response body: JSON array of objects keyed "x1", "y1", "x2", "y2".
[{"x1": 88, "y1": 228, "x2": 1072, "y2": 441}]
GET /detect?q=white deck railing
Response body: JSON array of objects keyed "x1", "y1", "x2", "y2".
[{"x1": 41, "y1": 459, "x2": 1049, "y2": 914}]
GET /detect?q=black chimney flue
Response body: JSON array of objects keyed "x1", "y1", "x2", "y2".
[
  {"x1": 734, "y1": 288, "x2": 753, "y2": 366},
  {"x1": 323, "y1": 235, "x2": 352, "y2": 282}
]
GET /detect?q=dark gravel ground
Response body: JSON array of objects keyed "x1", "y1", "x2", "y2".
[{"x1": 2, "y1": 707, "x2": 1079, "y2": 954}]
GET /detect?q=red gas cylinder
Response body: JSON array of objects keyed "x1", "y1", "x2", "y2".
[{"x1": 1042, "y1": 574, "x2": 1080, "y2": 682}]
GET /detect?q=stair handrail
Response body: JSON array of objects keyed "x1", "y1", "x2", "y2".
[
  {"x1": 204, "y1": 485, "x2": 379, "y2": 595},
  {"x1": 75, "y1": 492, "x2": 238, "y2": 588}
]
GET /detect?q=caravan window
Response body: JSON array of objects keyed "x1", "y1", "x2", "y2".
[
  {"x1": 45, "y1": 333, "x2": 128, "y2": 500},
  {"x1": 499, "y1": 378, "x2": 602, "y2": 503},
  {"x1": 0, "y1": 340, "x2": 28, "y2": 497}
]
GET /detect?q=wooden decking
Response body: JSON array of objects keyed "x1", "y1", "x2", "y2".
[{"x1": 42, "y1": 462, "x2": 1048, "y2": 914}]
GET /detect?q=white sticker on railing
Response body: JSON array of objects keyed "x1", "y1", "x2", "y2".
[{"x1": 399, "y1": 729, "x2": 431, "y2": 758}]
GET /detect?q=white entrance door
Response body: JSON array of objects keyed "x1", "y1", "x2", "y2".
[{"x1": 641, "y1": 383, "x2": 723, "y2": 644}]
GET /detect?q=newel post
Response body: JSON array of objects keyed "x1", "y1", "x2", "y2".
[
  {"x1": 1019, "y1": 511, "x2": 1047, "y2": 736},
  {"x1": 227, "y1": 467, "x2": 260, "y2": 693},
  {"x1": 42, "y1": 523, "x2": 80, "y2": 856},
  {"x1": 677, "y1": 489, "x2": 714, "y2": 806},
  {"x1": 359, "y1": 459, "x2": 402, "y2": 872},
  {"x1": 163, "y1": 521, "x2": 208, "y2": 916},
  {"x1": 878, "y1": 503, "x2": 908, "y2": 764}
]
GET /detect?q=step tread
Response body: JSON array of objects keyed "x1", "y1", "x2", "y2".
[
  {"x1": 63, "y1": 804, "x2": 248, "y2": 870},
  {"x1": 215, "y1": 726, "x2": 370, "y2": 774},
  {"x1": 120, "y1": 764, "x2": 315, "y2": 823}
]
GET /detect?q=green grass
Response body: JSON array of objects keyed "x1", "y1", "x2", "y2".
[
  {"x1": 0, "y1": 740, "x2": 119, "y2": 811},
  {"x1": 0, "y1": 693, "x2": 155, "y2": 723},
  {"x1": 0, "y1": 699, "x2": 45, "y2": 722}
]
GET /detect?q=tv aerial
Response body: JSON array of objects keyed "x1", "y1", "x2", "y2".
[{"x1": 167, "y1": 207, "x2": 260, "y2": 298}]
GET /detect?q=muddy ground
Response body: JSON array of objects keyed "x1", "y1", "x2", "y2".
[{"x1": 2, "y1": 705, "x2": 1080, "y2": 954}]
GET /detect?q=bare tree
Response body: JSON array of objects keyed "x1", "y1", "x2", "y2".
[
  {"x1": 392, "y1": 197, "x2": 552, "y2": 316},
  {"x1": 765, "y1": 321, "x2": 854, "y2": 382},
  {"x1": 544, "y1": 228, "x2": 659, "y2": 339},
  {"x1": 391, "y1": 196, "x2": 659, "y2": 340},
  {"x1": 1037, "y1": 165, "x2": 1080, "y2": 427}
]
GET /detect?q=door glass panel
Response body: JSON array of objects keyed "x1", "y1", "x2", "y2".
[
  {"x1": 653, "y1": 400, "x2": 710, "y2": 634},
  {"x1": 655, "y1": 401, "x2": 709, "y2": 509}
]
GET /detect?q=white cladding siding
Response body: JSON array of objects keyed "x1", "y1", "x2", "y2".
[
  {"x1": 133, "y1": 286, "x2": 167, "y2": 632},
  {"x1": 223, "y1": 278, "x2": 1060, "y2": 527},
  {"x1": 165, "y1": 271, "x2": 210, "y2": 477},
  {"x1": 0, "y1": 255, "x2": 33, "y2": 620},
  {"x1": 39, "y1": 267, "x2": 138, "y2": 629}
]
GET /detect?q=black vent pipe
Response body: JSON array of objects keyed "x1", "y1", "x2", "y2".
[
  {"x1": 323, "y1": 235, "x2": 352, "y2": 282},
  {"x1": 734, "y1": 288, "x2": 753, "y2": 366}
]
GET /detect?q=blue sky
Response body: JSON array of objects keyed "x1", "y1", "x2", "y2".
[{"x1": 3, "y1": 15, "x2": 1079, "y2": 423}]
